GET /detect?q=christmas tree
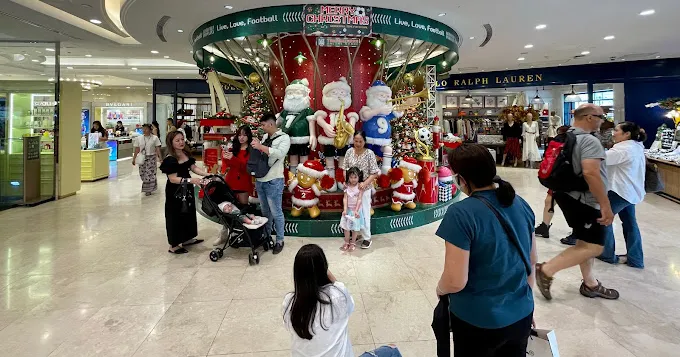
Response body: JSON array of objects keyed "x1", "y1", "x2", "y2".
[
  {"x1": 237, "y1": 82, "x2": 272, "y2": 138},
  {"x1": 391, "y1": 84, "x2": 428, "y2": 163}
]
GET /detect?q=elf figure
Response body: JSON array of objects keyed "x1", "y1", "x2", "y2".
[
  {"x1": 277, "y1": 78, "x2": 317, "y2": 174},
  {"x1": 288, "y1": 160, "x2": 333, "y2": 218},
  {"x1": 389, "y1": 157, "x2": 421, "y2": 212}
]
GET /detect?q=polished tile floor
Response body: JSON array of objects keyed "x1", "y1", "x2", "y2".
[{"x1": 1, "y1": 162, "x2": 680, "y2": 356}]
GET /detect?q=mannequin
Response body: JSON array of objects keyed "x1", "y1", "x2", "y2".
[
  {"x1": 547, "y1": 111, "x2": 561, "y2": 145},
  {"x1": 522, "y1": 113, "x2": 541, "y2": 168},
  {"x1": 501, "y1": 113, "x2": 522, "y2": 167}
]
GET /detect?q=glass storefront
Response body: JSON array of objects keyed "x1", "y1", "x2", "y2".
[{"x1": 0, "y1": 41, "x2": 59, "y2": 210}]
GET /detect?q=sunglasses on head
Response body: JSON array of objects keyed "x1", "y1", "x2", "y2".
[{"x1": 588, "y1": 113, "x2": 606, "y2": 120}]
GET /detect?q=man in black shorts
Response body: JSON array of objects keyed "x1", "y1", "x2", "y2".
[{"x1": 536, "y1": 104, "x2": 618, "y2": 300}]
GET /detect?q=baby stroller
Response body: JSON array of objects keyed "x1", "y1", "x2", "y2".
[{"x1": 200, "y1": 175, "x2": 274, "y2": 265}]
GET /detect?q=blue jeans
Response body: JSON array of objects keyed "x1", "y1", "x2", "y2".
[
  {"x1": 256, "y1": 178, "x2": 285, "y2": 243},
  {"x1": 598, "y1": 191, "x2": 644, "y2": 268},
  {"x1": 360, "y1": 345, "x2": 402, "y2": 357}
]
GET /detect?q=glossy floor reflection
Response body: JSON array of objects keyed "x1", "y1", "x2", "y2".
[{"x1": 1, "y1": 164, "x2": 679, "y2": 356}]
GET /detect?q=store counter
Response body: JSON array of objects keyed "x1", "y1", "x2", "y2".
[
  {"x1": 81, "y1": 149, "x2": 110, "y2": 181},
  {"x1": 647, "y1": 158, "x2": 680, "y2": 201},
  {"x1": 106, "y1": 137, "x2": 134, "y2": 161}
]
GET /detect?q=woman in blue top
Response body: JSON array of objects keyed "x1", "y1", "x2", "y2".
[{"x1": 436, "y1": 144, "x2": 537, "y2": 357}]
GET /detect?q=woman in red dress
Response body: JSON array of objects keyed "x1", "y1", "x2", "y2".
[{"x1": 222, "y1": 125, "x2": 253, "y2": 204}]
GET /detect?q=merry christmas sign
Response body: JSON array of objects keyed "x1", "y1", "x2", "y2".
[{"x1": 303, "y1": 5, "x2": 372, "y2": 36}]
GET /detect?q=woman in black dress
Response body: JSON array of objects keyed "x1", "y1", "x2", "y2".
[
  {"x1": 501, "y1": 113, "x2": 522, "y2": 167},
  {"x1": 160, "y1": 130, "x2": 208, "y2": 254}
]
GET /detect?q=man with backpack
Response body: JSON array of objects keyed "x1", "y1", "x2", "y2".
[
  {"x1": 536, "y1": 104, "x2": 618, "y2": 300},
  {"x1": 251, "y1": 113, "x2": 291, "y2": 254}
]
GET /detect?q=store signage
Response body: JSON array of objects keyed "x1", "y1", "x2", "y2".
[
  {"x1": 34, "y1": 101, "x2": 57, "y2": 107},
  {"x1": 303, "y1": 5, "x2": 372, "y2": 36},
  {"x1": 316, "y1": 36, "x2": 361, "y2": 47},
  {"x1": 192, "y1": 5, "x2": 459, "y2": 54},
  {"x1": 25, "y1": 136, "x2": 41, "y2": 161},
  {"x1": 437, "y1": 72, "x2": 546, "y2": 90},
  {"x1": 105, "y1": 102, "x2": 134, "y2": 107}
]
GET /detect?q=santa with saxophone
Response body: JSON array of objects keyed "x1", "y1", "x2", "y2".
[{"x1": 314, "y1": 77, "x2": 358, "y2": 192}]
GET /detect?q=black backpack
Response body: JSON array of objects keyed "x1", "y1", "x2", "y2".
[
  {"x1": 247, "y1": 134, "x2": 283, "y2": 178},
  {"x1": 538, "y1": 131, "x2": 589, "y2": 192}
]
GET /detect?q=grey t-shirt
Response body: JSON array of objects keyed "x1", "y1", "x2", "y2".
[{"x1": 566, "y1": 127, "x2": 608, "y2": 209}]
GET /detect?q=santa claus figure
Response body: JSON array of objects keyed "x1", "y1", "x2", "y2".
[
  {"x1": 277, "y1": 78, "x2": 317, "y2": 174},
  {"x1": 360, "y1": 80, "x2": 404, "y2": 174},
  {"x1": 389, "y1": 157, "x2": 422, "y2": 211},
  {"x1": 314, "y1": 77, "x2": 359, "y2": 192}
]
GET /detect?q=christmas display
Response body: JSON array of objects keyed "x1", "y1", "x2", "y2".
[
  {"x1": 388, "y1": 157, "x2": 421, "y2": 212},
  {"x1": 287, "y1": 160, "x2": 334, "y2": 218},
  {"x1": 314, "y1": 77, "x2": 358, "y2": 192},
  {"x1": 277, "y1": 78, "x2": 317, "y2": 174},
  {"x1": 237, "y1": 72, "x2": 272, "y2": 138},
  {"x1": 360, "y1": 80, "x2": 404, "y2": 174},
  {"x1": 391, "y1": 84, "x2": 429, "y2": 163}
]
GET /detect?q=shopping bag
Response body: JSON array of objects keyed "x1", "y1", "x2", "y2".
[{"x1": 526, "y1": 329, "x2": 560, "y2": 357}]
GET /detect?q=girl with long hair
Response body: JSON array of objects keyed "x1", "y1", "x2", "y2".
[
  {"x1": 597, "y1": 121, "x2": 647, "y2": 268},
  {"x1": 436, "y1": 143, "x2": 537, "y2": 357},
  {"x1": 222, "y1": 125, "x2": 254, "y2": 205},
  {"x1": 283, "y1": 244, "x2": 354, "y2": 357},
  {"x1": 159, "y1": 130, "x2": 208, "y2": 254}
]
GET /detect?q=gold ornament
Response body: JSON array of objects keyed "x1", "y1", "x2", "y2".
[
  {"x1": 248, "y1": 72, "x2": 261, "y2": 84},
  {"x1": 403, "y1": 73, "x2": 415, "y2": 84}
]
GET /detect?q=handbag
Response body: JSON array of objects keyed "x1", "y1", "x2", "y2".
[
  {"x1": 247, "y1": 134, "x2": 283, "y2": 178},
  {"x1": 175, "y1": 179, "x2": 191, "y2": 213},
  {"x1": 135, "y1": 137, "x2": 149, "y2": 165},
  {"x1": 645, "y1": 159, "x2": 665, "y2": 193}
]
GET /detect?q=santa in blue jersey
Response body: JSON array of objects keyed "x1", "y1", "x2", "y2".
[{"x1": 359, "y1": 80, "x2": 404, "y2": 174}]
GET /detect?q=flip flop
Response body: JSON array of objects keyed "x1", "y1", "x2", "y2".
[
  {"x1": 168, "y1": 247, "x2": 189, "y2": 254},
  {"x1": 183, "y1": 239, "x2": 204, "y2": 246}
]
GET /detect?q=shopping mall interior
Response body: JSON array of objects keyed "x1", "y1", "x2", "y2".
[{"x1": 1, "y1": 1, "x2": 680, "y2": 356}]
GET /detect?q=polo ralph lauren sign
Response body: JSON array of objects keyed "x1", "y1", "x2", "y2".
[{"x1": 438, "y1": 73, "x2": 544, "y2": 89}]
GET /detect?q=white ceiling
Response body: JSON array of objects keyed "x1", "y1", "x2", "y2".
[{"x1": 1, "y1": 0, "x2": 680, "y2": 88}]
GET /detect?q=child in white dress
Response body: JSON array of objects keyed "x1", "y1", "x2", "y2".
[{"x1": 340, "y1": 167, "x2": 365, "y2": 251}]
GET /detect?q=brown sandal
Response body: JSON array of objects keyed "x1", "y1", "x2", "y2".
[
  {"x1": 535, "y1": 263, "x2": 554, "y2": 300},
  {"x1": 579, "y1": 280, "x2": 620, "y2": 300}
]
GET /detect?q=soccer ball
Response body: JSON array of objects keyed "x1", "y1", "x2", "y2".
[{"x1": 417, "y1": 127, "x2": 432, "y2": 144}]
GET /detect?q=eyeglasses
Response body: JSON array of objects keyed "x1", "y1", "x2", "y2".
[{"x1": 588, "y1": 113, "x2": 607, "y2": 120}]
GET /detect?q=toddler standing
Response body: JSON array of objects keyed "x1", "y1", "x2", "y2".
[{"x1": 340, "y1": 167, "x2": 365, "y2": 251}]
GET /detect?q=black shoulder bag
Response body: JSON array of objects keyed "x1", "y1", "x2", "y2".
[
  {"x1": 472, "y1": 194, "x2": 531, "y2": 276},
  {"x1": 247, "y1": 135, "x2": 283, "y2": 178}
]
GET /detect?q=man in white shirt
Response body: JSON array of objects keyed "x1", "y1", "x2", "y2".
[{"x1": 251, "y1": 113, "x2": 291, "y2": 254}]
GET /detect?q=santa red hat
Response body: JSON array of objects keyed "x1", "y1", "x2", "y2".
[
  {"x1": 323, "y1": 77, "x2": 351, "y2": 95},
  {"x1": 296, "y1": 160, "x2": 327, "y2": 179},
  {"x1": 399, "y1": 157, "x2": 422, "y2": 173}
]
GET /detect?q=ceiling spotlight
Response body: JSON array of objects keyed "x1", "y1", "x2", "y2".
[
  {"x1": 177, "y1": 29, "x2": 184, "y2": 33},
  {"x1": 150, "y1": 50, "x2": 159, "y2": 54},
  {"x1": 639, "y1": 9, "x2": 655, "y2": 16},
  {"x1": 604, "y1": 35, "x2": 615, "y2": 40},
  {"x1": 438, "y1": 13, "x2": 446, "y2": 17},
  {"x1": 535, "y1": 24, "x2": 547, "y2": 30},
  {"x1": 67, "y1": 66, "x2": 73, "y2": 69},
  {"x1": 131, "y1": 67, "x2": 138, "y2": 70},
  {"x1": 224, "y1": 5, "x2": 233, "y2": 9},
  {"x1": 581, "y1": 51, "x2": 590, "y2": 55},
  {"x1": 126, "y1": 86, "x2": 130, "y2": 89},
  {"x1": 524, "y1": 44, "x2": 534, "y2": 49},
  {"x1": 469, "y1": 36, "x2": 475, "y2": 40},
  {"x1": 656, "y1": 55, "x2": 661, "y2": 59},
  {"x1": 517, "y1": 57, "x2": 525, "y2": 61},
  {"x1": 85, "y1": 54, "x2": 92, "y2": 57},
  {"x1": 45, "y1": 48, "x2": 55, "y2": 52},
  {"x1": 31, "y1": 59, "x2": 39, "y2": 62},
  {"x1": 89, "y1": 19, "x2": 102, "y2": 24},
  {"x1": 164, "y1": 56, "x2": 170, "y2": 59}
]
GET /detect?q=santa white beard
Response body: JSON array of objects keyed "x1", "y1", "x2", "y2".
[
  {"x1": 283, "y1": 95, "x2": 311, "y2": 113},
  {"x1": 367, "y1": 96, "x2": 390, "y2": 111},
  {"x1": 322, "y1": 94, "x2": 352, "y2": 111}
]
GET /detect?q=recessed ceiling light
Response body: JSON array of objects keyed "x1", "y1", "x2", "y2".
[
  {"x1": 131, "y1": 67, "x2": 138, "y2": 70},
  {"x1": 164, "y1": 56, "x2": 170, "y2": 59},
  {"x1": 505, "y1": 68, "x2": 509, "y2": 70},
  {"x1": 31, "y1": 59, "x2": 39, "y2": 62},
  {"x1": 589, "y1": 61, "x2": 593, "y2": 64},
  {"x1": 224, "y1": 5, "x2": 233, "y2": 9},
  {"x1": 438, "y1": 13, "x2": 446, "y2": 17},
  {"x1": 45, "y1": 48, "x2": 55, "y2": 52},
  {"x1": 656, "y1": 55, "x2": 661, "y2": 59},
  {"x1": 524, "y1": 44, "x2": 534, "y2": 49},
  {"x1": 469, "y1": 36, "x2": 475, "y2": 40},
  {"x1": 67, "y1": 66, "x2": 73, "y2": 69},
  {"x1": 40, "y1": 73, "x2": 45, "y2": 76},
  {"x1": 126, "y1": 86, "x2": 130, "y2": 89},
  {"x1": 150, "y1": 50, "x2": 159, "y2": 54},
  {"x1": 604, "y1": 35, "x2": 615, "y2": 40},
  {"x1": 639, "y1": 9, "x2": 655, "y2": 16},
  {"x1": 190, "y1": 50, "x2": 193, "y2": 54},
  {"x1": 558, "y1": 64, "x2": 562, "y2": 66},
  {"x1": 89, "y1": 19, "x2": 102, "y2": 24},
  {"x1": 581, "y1": 51, "x2": 590, "y2": 55},
  {"x1": 530, "y1": 65, "x2": 534, "y2": 68},
  {"x1": 535, "y1": 24, "x2": 547, "y2": 30},
  {"x1": 85, "y1": 54, "x2": 92, "y2": 57},
  {"x1": 177, "y1": 29, "x2": 184, "y2": 33},
  {"x1": 176, "y1": 77, "x2": 180, "y2": 79},
  {"x1": 621, "y1": 58, "x2": 626, "y2": 61},
  {"x1": 517, "y1": 57, "x2": 525, "y2": 61}
]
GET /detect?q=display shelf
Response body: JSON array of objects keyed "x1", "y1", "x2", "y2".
[{"x1": 647, "y1": 157, "x2": 680, "y2": 202}]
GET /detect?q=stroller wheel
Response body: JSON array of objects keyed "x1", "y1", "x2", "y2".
[
  {"x1": 217, "y1": 249, "x2": 224, "y2": 258},
  {"x1": 209, "y1": 250, "x2": 220, "y2": 262},
  {"x1": 248, "y1": 253, "x2": 256, "y2": 266},
  {"x1": 254, "y1": 253, "x2": 260, "y2": 264},
  {"x1": 263, "y1": 240, "x2": 270, "y2": 252}
]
